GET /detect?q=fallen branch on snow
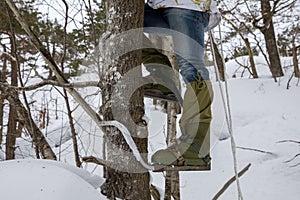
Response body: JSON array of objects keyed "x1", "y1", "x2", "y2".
[
  {"x1": 290, "y1": 162, "x2": 300, "y2": 168},
  {"x1": 284, "y1": 153, "x2": 300, "y2": 163},
  {"x1": 212, "y1": 163, "x2": 251, "y2": 200},
  {"x1": 277, "y1": 140, "x2": 300, "y2": 145},
  {"x1": 236, "y1": 146, "x2": 274, "y2": 155}
]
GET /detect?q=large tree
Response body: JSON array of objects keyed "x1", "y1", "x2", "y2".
[
  {"x1": 99, "y1": 1, "x2": 151, "y2": 199},
  {"x1": 259, "y1": 0, "x2": 283, "y2": 78},
  {"x1": 252, "y1": 0, "x2": 296, "y2": 78}
]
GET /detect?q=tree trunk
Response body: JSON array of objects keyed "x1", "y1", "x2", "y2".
[
  {"x1": 162, "y1": 36, "x2": 180, "y2": 200},
  {"x1": 0, "y1": 84, "x2": 4, "y2": 147},
  {"x1": 100, "y1": 1, "x2": 151, "y2": 199},
  {"x1": 64, "y1": 91, "x2": 81, "y2": 167},
  {"x1": 223, "y1": 16, "x2": 259, "y2": 79},
  {"x1": 0, "y1": 44, "x2": 8, "y2": 147},
  {"x1": 0, "y1": 81, "x2": 56, "y2": 160},
  {"x1": 244, "y1": 38, "x2": 258, "y2": 78},
  {"x1": 6, "y1": 35, "x2": 18, "y2": 160},
  {"x1": 210, "y1": 32, "x2": 225, "y2": 81},
  {"x1": 6, "y1": 106, "x2": 17, "y2": 159},
  {"x1": 261, "y1": 0, "x2": 284, "y2": 78},
  {"x1": 292, "y1": 36, "x2": 300, "y2": 78},
  {"x1": 165, "y1": 102, "x2": 180, "y2": 200}
]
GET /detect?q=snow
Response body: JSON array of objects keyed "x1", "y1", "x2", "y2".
[
  {"x1": 1, "y1": 0, "x2": 298, "y2": 198},
  {"x1": 178, "y1": 78, "x2": 300, "y2": 200},
  {"x1": 0, "y1": 159, "x2": 107, "y2": 200},
  {"x1": 148, "y1": 56, "x2": 300, "y2": 199},
  {"x1": 1, "y1": 53, "x2": 300, "y2": 199}
]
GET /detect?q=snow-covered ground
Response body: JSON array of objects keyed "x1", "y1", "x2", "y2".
[
  {"x1": 149, "y1": 56, "x2": 300, "y2": 199},
  {"x1": 0, "y1": 159, "x2": 107, "y2": 200},
  {"x1": 1, "y1": 56, "x2": 299, "y2": 199}
]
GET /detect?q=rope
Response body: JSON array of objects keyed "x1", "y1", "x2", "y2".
[{"x1": 210, "y1": 28, "x2": 244, "y2": 200}]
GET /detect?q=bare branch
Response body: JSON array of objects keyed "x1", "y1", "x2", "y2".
[
  {"x1": 82, "y1": 156, "x2": 110, "y2": 166},
  {"x1": 236, "y1": 146, "x2": 275, "y2": 155},
  {"x1": 60, "y1": 0, "x2": 69, "y2": 71},
  {"x1": 0, "y1": 80, "x2": 56, "y2": 159},
  {"x1": 212, "y1": 163, "x2": 251, "y2": 200},
  {"x1": 273, "y1": 0, "x2": 297, "y2": 15},
  {"x1": 290, "y1": 162, "x2": 300, "y2": 168},
  {"x1": 0, "y1": 52, "x2": 17, "y2": 64},
  {"x1": 0, "y1": 81, "x2": 101, "y2": 91},
  {"x1": 287, "y1": 71, "x2": 295, "y2": 90},
  {"x1": 277, "y1": 140, "x2": 300, "y2": 144},
  {"x1": 5, "y1": 0, "x2": 105, "y2": 131},
  {"x1": 284, "y1": 153, "x2": 300, "y2": 163},
  {"x1": 221, "y1": 7, "x2": 270, "y2": 68},
  {"x1": 242, "y1": 0, "x2": 256, "y2": 20}
]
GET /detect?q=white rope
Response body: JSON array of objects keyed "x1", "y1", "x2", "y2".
[
  {"x1": 210, "y1": 28, "x2": 244, "y2": 200},
  {"x1": 99, "y1": 120, "x2": 155, "y2": 171}
]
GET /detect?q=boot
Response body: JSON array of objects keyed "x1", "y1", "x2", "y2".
[{"x1": 151, "y1": 80, "x2": 213, "y2": 166}]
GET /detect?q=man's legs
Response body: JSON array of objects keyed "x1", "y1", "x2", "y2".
[
  {"x1": 143, "y1": 5, "x2": 213, "y2": 166},
  {"x1": 162, "y1": 8, "x2": 210, "y2": 82},
  {"x1": 150, "y1": 8, "x2": 213, "y2": 166}
]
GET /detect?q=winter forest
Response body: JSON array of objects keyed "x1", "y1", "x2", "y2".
[{"x1": 0, "y1": 0, "x2": 299, "y2": 200}]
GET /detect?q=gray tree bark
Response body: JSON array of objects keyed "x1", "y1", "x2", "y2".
[
  {"x1": 210, "y1": 32, "x2": 225, "y2": 81},
  {"x1": 6, "y1": 34, "x2": 18, "y2": 160},
  {"x1": 0, "y1": 79, "x2": 56, "y2": 160},
  {"x1": 165, "y1": 102, "x2": 180, "y2": 200},
  {"x1": 244, "y1": 38, "x2": 258, "y2": 78},
  {"x1": 99, "y1": 1, "x2": 151, "y2": 199},
  {"x1": 259, "y1": 0, "x2": 284, "y2": 78},
  {"x1": 292, "y1": 36, "x2": 300, "y2": 78},
  {"x1": 0, "y1": 44, "x2": 8, "y2": 147}
]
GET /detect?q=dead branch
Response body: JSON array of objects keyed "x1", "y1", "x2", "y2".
[
  {"x1": 236, "y1": 146, "x2": 274, "y2": 155},
  {"x1": 82, "y1": 156, "x2": 110, "y2": 166},
  {"x1": 0, "y1": 80, "x2": 101, "y2": 91},
  {"x1": 61, "y1": 0, "x2": 81, "y2": 167},
  {"x1": 234, "y1": 59, "x2": 253, "y2": 78},
  {"x1": 290, "y1": 162, "x2": 300, "y2": 168},
  {"x1": 277, "y1": 140, "x2": 300, "y2": 145},
  {"x1": 5, "y1": 0, "x2": 104, "y2": 130},
  {"x1": 287, "y1": 71, "x2": 295, "y2": 90},
  {"x1": 150, "y1": 184, "x2": 161, "y2": 200},
  {"x1": 212, "y1": 163, "x2": 251, "y2": 200},
  {"x1": 284, "y1": 153, "x2": 300, "y2": 163},
  {"x1": 0, "y1": 80, "x2": 56, "y2": 160}
]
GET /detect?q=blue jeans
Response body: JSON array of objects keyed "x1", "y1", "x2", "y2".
[{"x1": 144, "y1": 4, "x2": 210, "y2": 83}]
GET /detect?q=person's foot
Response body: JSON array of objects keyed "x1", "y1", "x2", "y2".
[{"x1": 151, "y1": 141, "x2": 211, "y2": 166}]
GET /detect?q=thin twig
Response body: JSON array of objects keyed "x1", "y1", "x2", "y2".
[
  {"x1": 212, "y1": 163, "x2": 251, "y2": 200},
  {"x1": 284, "y1": 153, "x2": 300, "y2": 163},
  {"x1": 236, "y1": 146, "x2": 274, "y2": 155},
  {"x1": 277, "y1": 140, "x2": 300, "y2": 145},
  {"x1": 290, "y1": 162, "x2": 300, "y2": 168},
  {"x1": 287, "y1": 71, "x2": 295, "y2": 89}
]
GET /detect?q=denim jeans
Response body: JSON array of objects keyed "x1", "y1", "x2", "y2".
[{"x1": 144, "y1": 4, "x2": 210, "y2": 83}]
